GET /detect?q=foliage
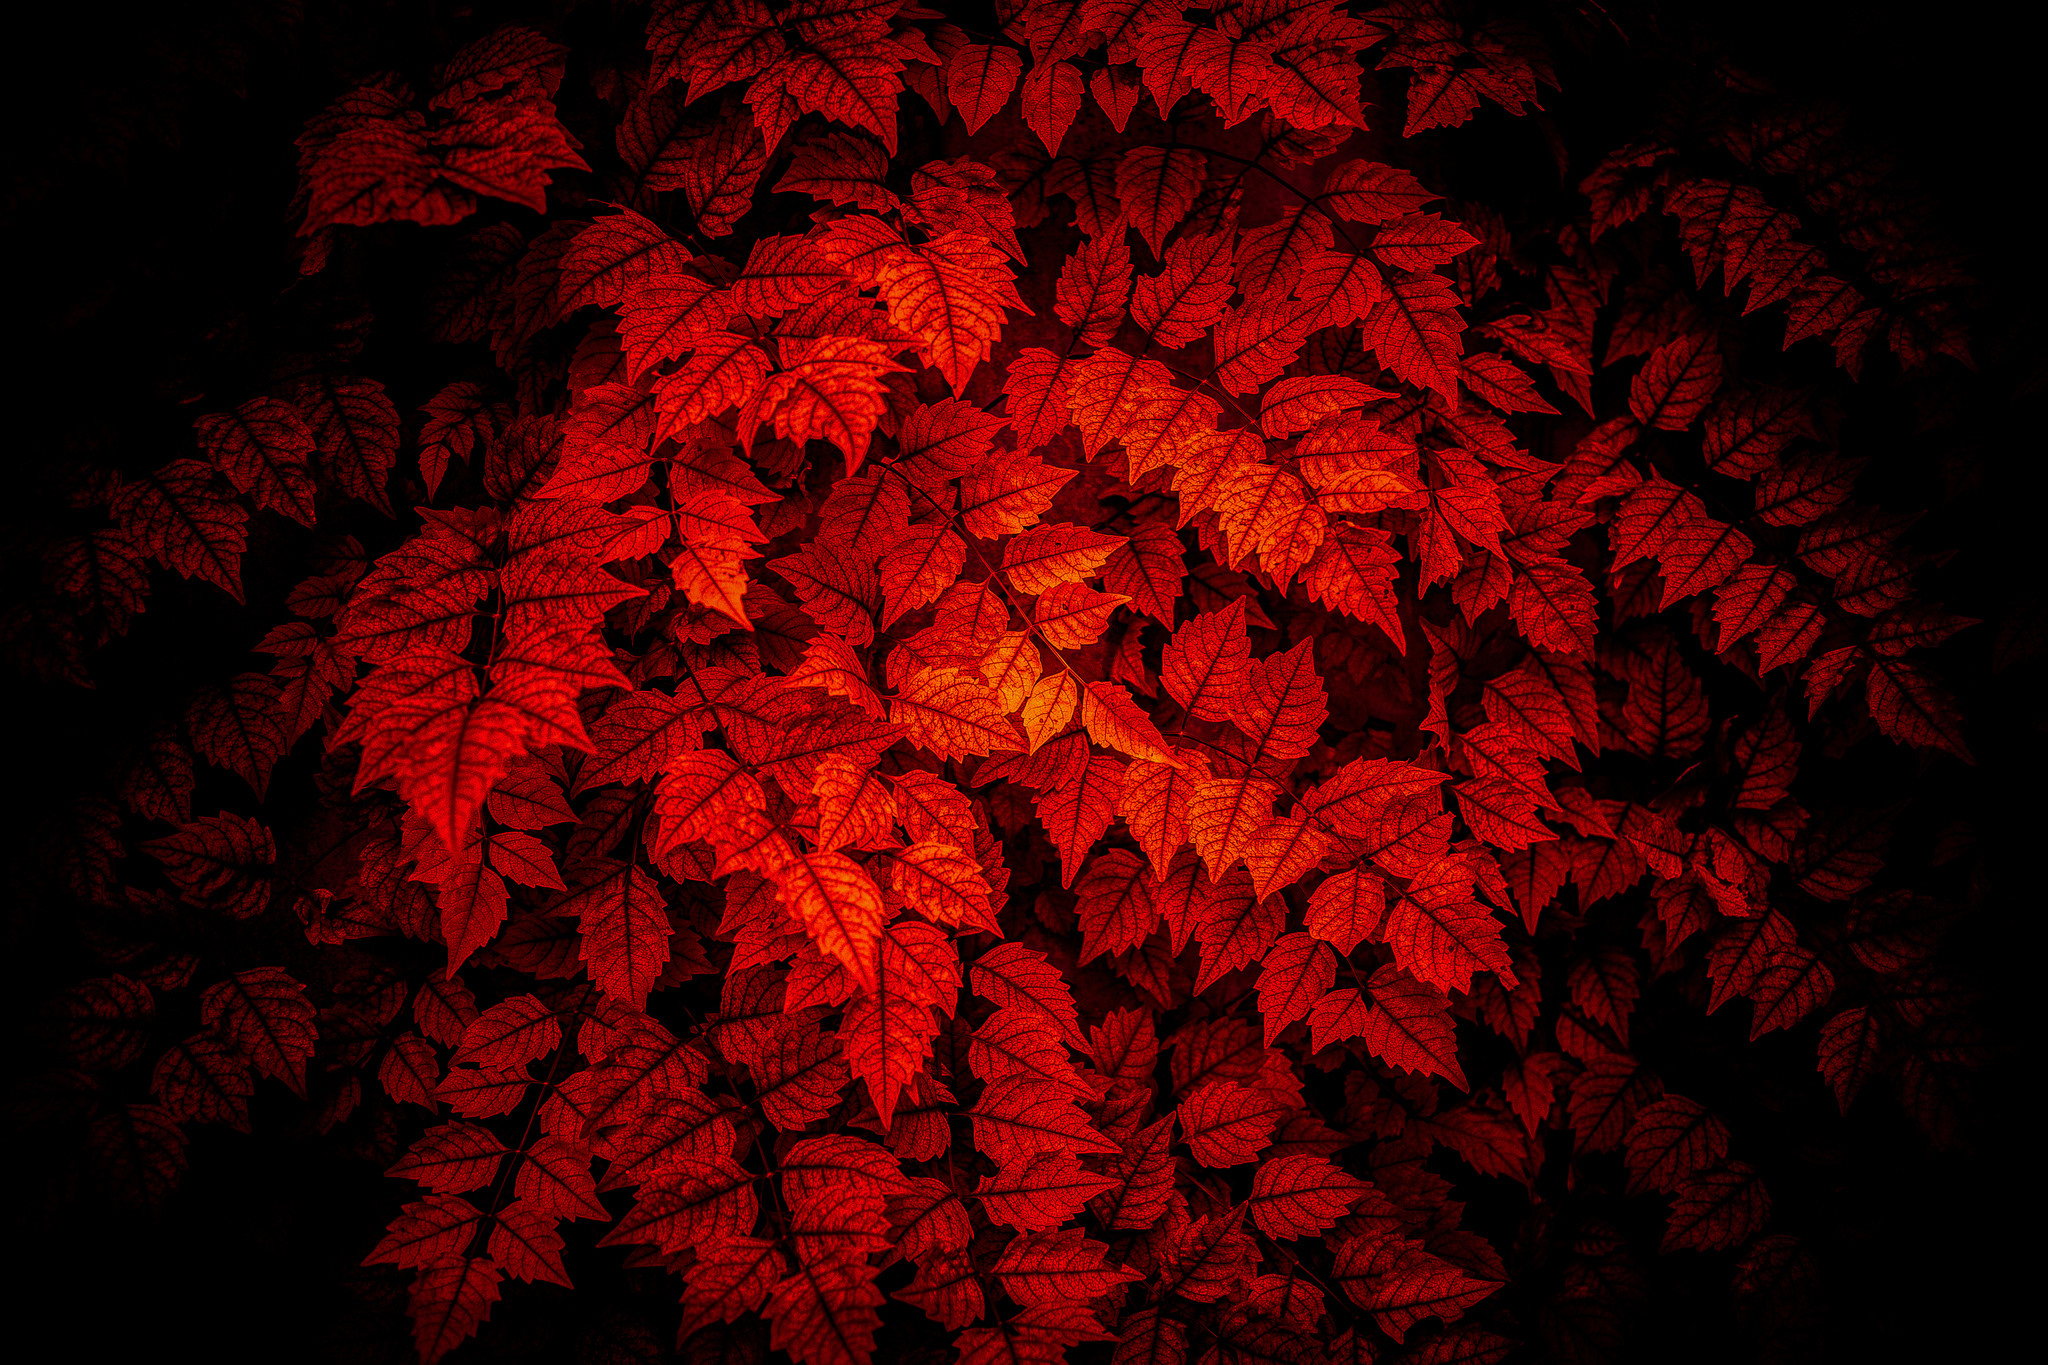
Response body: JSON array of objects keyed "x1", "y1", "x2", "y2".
[{"x1": 5, "y1": 2, "x2": 2016, "y2": 1362}]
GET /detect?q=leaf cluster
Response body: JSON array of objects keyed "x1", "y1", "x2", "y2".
[{"x1": 4, "y1": 3, "x2": 2009, "y2": 1364}]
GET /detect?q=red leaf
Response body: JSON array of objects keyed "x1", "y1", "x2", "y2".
[
  {"x1": 114, "y1": 459, "x2": 248, "y2": 602},
  {"x1": 1610, "y1": 475, "x2": 1753, "y2": 607},
  {"x1": 144, "y1": 813, "x2": 275, "y2": 919},
  {"x1": 1661, "y1": 1160, "x2": 1771, "y2": 1252},
  {"x1": 453, "y1": 995, "x2": 557, "y2": 1071},
  {"x1": 1179, "y1": 1079, "x2": 1288, "y2": 1166},
  {"x1": 977, "y1": 1153, "x2": 1120, "y2": 1231},
  {"x1": 1248, "y1": 1153, "x2": 1371, "y2": 1239},
  {"x1": 1162, "y1": 599, "x2": 1252, "y2": 723},
  {"x1": 1332, "y1": 1230, "x2": 1501, "y2": 1343},
  {"x1": 491, "y1": 1198, "x2": 572, "y2": 1285},
  {"x1": 1255, "y1": 932, "x2": 1338, "y2": 1044},
  {"x1": 993, "y1": 1227, "x2": 1142, "y2": 1305},
  {"x1": 1380, "y1": 852, "x2": 1518, "y2": 996},
  {"x1": 1321, "y1": 965, "x2": 1467, "y2": 1089},
  {"x1": 969, "y1": 1074, "x2": 1119, "y2": 1156},
  {"x1": 948, "y1": 43, "x2": 1022, "y2": 134},
  {"x1": 196, "y1": 398, "x2": 319, "y2": 526},
  {"x1": 893, "y1": 666, "x2": 1025, "y2": 759},
  {"x1": 1324, "y1": 159, "x2": 1439, "y2": 223},
  {"x1": 1080, "y1": 681, "x2": 1180, "y2": 767},
  {"x1": 280, "y1": 373, "x2": 401, "y2": 514},
  {"x1": 1021, "y1": 59, "x2": 1083, "y2": 155},
  {"x1": 859, "y1": 231, "x2": 1028, "y2": 395},
  {"x1": 389, "y1": 1123, "x2": 508, "y2": 1193},
  {"x1": 151, "y1": 1031, "x2": 253, "y2": 1129},
  {"x1": 1003, "y1": 522, "x2": 1127, "y2": 594},
  {"x1": 1628, "y1": 330, "x2": 1724, "y2": 431},
  {"x1": 408, "y1": 1257, "x2": 503, "y2": 1365},
  {"x1": 1623, "y1": 1096, "x2": 1731, "y2": 1196},
  {"x1": 766, "y1": 851, "x2": 887, "y2": 994},
  {"x1": 970, "y1": 944, "x2": 1086, "y2": 1050},
  {"x1": 549, "y1": 859, "x2": 672, "y2": 1009},
  {"x1": 1115, "y1": 146, "x2": 1206, "y2": 256},
  {"x1": 1133, "y1": 229, "x2": 1236, "y2": 347},
  {"x1": 1119, "y1": 758, "x2": 1200, "y2": 877},
  {"x1": 202, "y1": 968, "x2": 317, "y2": 1096},
  {"x1": 679, "y1": 1236, "x2": 785, "y2": 1341},
  {"x1": 1373, "y1": 213, "x2": 1480, "y2": 271}
]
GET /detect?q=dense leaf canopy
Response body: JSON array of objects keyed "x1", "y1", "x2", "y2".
[{"x1": 4, "y1": 2, "x2": 2033, "y2": 1363}]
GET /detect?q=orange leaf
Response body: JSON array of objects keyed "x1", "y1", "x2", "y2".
[
  {"x1": 742, "y1": 336, "x2": 907, "y2": 474},
  {"x1": 1002, "y1": 523, "x2": 1127, "y2": 595},
  {"x1": 1033, "y1": 582, "x2": 1127, "y2": 649},
  {"x1": 960, "y1": 449, "x2": 1076, "y2": 538},
  {"x1": 868, "y1": 231, "x2": 1029, "y2": 394},
  {"x1": 1079, "y1": 681, "x2": 1182, "y2": 767},
  {"x1": 892, "y1": 667, "x2": 1026, "y2": 759},
  {"x1": 1161, "y1": 599, "x2": 1252, "y2": 724},
  {"x1": 889, "y1": 842, "x2": 999, "y2": 933},
  {"x1": 765, "y1": 851, "x2": 886, "y2": 994},
  {"x1": 1021, "y1": 673, "x2": 1081, "y2": 752},
  {"x1": 810, "y1": 753, "x2": 898, "y2": 852},
  {"x1": 1187, "y1": 774, "x2": 1282, "y2": 882},
  {"x1": 1119, "y1": 757, "x2": 1204, "y2": 876}
]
